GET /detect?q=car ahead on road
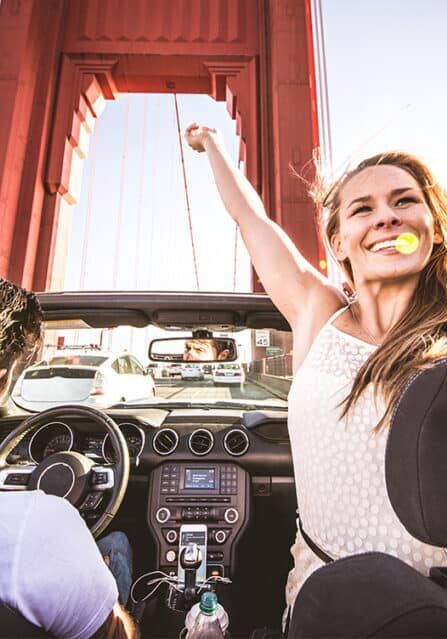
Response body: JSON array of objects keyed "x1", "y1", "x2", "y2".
[
  {"x1": 1, "y1": 291, "x2": 291, "y2": 639},
  {"x1": 166, "y1": 363, "x2": 183, "y2": 377},
  {"x1": 212, "y1": 362, "x2": 246, "y2": 385},
  {"x1": 12, "y1": 349, "x2": 155, "y2": 412},
  {"x1": 180, "y1": 364, "x2": 204, "y2": 381}
]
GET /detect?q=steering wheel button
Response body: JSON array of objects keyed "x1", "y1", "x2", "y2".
[{"x1": 5, "y1": 473, "x2": 29, "y2": 485}]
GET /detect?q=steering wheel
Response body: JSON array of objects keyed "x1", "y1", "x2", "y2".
[{"x1": 0, "y1": 405, "x2": 130, "y2": 537}]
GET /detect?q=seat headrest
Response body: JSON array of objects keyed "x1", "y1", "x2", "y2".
[{"x1": 386, "y1": 358, "x2": 447, "y2": 546}]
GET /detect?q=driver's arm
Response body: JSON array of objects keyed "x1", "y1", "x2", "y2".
[{"x1": 1, "y1": 491, "x2": 122, "y2": 639}]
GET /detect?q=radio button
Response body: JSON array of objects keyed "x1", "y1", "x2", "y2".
[
  {"x1": 224, "y1": 508, "x2": 239, "y2": 524},
  {"x1": 156, "y1": 507, "x2": 171, "y2": 524},
  {"x1": 166, "y1": 529, "x2": 178, "y2": 544},
  {"x1": 215, "y1": 530, "x2": 227, "y2": 544},
  {"x1": 166, "y1": 550, "x2": 177, "y2": 563}
]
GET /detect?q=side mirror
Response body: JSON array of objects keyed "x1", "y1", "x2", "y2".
[{"x1": 148, "y1": 337, "x2": 237, "y2": 363}]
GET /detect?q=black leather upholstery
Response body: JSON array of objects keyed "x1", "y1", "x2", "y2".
[
  {"x1": 290, "y1": 552, "x2": 447, "y2": 638},
  {"x1": 385, "y1": 358, "x2": 447, "y2": 545}
]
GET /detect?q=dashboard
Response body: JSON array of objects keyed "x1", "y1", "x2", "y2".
[
  {"x1": 2, "y1": 409, "x2": 292, "y2": 474},
  {"x1": 0, "y1": 408, "x2": 293, "y2": 579}
]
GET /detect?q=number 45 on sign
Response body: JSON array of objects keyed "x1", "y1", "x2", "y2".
[{"x1": 255, "y1": 330, "x2": 270, "y2": 347}]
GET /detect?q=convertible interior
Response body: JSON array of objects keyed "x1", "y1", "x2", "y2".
[
  {"x1": 4, "y1": 291, "x2": 447, "y2": 639},
  {"x1": 0, "y1": 291, "x2": 296, "y2": 639}
]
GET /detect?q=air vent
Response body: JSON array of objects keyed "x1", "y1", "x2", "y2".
[
  {"x1": 152, "y1": 428, "x2": 179, "y2": 456},
  {"x1": 224, "y1": 429, "x2": 250, "y2": 456},
  {"x1": 188, "y1": 429, "x2": 214, "y2": 456}
]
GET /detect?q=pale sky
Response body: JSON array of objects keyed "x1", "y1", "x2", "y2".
[
  {"x1": 64, "y1": 1, "x2": 447, "y2": 293},
  {"x1": 320, "y1": 0, "x2": 447, "y2": 181}
]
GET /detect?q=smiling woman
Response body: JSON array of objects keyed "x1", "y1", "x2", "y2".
[
  {"x1": 185, "y1": 123, "x2": 447, "y2": 633},
  {"x1": 320, "y1": 153, "x2": 447, "y2": 431}
]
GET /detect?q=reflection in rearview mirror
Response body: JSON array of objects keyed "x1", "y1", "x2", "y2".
[{"x1": 149, "y1": 337, "x2": 237, "y2": 363}]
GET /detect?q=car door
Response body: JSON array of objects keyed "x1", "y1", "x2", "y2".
[{"x1": 116, "y1": 355, "x2": 135, "y2": 400}]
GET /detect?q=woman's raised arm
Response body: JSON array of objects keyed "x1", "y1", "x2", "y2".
[{"x1": 185, "y1": 124, "x2": 341, "y2": 328}]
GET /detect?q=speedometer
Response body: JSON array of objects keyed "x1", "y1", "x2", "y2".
[
  {"x1": 43, "y1": 434, "x2": 72, "y2": 458},
  {"x1": 29, "y1": 421, "x2": 74, "y2": 463}
]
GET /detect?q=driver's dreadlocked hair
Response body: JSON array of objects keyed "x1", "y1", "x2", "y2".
[{"x1": 0, "y1": 278, "x2": 43, "y2": 373}]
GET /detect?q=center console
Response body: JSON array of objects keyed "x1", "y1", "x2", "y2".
[{"x1": 147, "y1": 462, "x2": 249, "y2": 579}]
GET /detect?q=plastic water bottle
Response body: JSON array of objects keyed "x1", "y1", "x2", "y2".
[{"x1": 184, "y1": 592, "x2": 227, "y2": 638}]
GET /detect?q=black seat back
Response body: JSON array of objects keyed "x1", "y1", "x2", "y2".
[
  {"x1": 0, "y1": 601, "x2": 52, "y2": 638},
  {"x1": 385, "y1": 358, "x2": 447, "y2": 545},
  {"x1": 289, "y1": 360, "x2": 447, "y2": 638},
  {"x1": 290, "y1": 552, "x2": 447, "y2": 638}
]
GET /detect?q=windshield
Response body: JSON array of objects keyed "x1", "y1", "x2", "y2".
[
  {"x1": 11, "y1": 325, "x2": 291, "y2": 412},
  {"x1": 48, "y1": 356, "x2": 108, "y2": 366}
]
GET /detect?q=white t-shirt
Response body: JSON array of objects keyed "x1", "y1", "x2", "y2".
[{"x1": 0, "y1": 490, "x2": 118, "y2": 639}]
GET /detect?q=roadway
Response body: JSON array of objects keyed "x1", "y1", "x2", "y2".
[{"x1": 153, "y1": 377, "x2": 277, "y2": 402}]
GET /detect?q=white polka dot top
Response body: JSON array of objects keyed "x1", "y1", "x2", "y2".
[{"x1": 288, "y1": 305, "x2": 447, "y2": 574}]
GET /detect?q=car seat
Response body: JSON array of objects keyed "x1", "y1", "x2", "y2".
[{"x1": 289, "y1": 358, "x2": 447, "y2": 637}]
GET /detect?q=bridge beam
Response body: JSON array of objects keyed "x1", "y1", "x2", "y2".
[{"x1": 0, "y1": 0, "x2": 322, "y2": 292}]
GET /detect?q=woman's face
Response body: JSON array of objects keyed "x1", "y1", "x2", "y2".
[{"x1": 331, "y1": 165, "x2": 443, "y2": 287}]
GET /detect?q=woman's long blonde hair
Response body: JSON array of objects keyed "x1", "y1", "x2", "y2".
[{"x1": 316, "y1": 152, "x2": 447, "y2": 432}]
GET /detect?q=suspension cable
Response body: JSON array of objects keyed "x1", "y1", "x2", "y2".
[
  {"x1": 173, "y1": 94, "x2": 200, "y2": 290},
  {"x1": 79, "y1": 116, "x2": 101, "y2": 289},
  {"x1": 313, "y1": 0, "x2": 333, "y2": 168},
  {"x1": 112, "y1": 97, "x2": 131, "y2": 289},
  {"x1": 134, "y1": 96, "x2": 149, "y2": 289}
]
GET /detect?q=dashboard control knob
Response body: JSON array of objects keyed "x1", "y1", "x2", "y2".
[
  {"x1": 166, "y1": 550, "x2": 177, "y2": 563},
  {"x1": 224, "y1": 507, "x2": 239, "y2": 524},
  {"x1": 215, "y1": 530, "x2": 227, "y2": 544},
  {"x1": 166, "y1": 529, "x2": 178, "y2": 544},
  {"x1": 156, "y1": 507, "x2": 171, "y2": 524}
]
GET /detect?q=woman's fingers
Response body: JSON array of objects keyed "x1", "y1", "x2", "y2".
[
  {"x1": 184, "y1": 123, "x2": 207, "y2": 152},
  {"x1": 185, "y1": 122, "x2": 199, "y2": 134}
]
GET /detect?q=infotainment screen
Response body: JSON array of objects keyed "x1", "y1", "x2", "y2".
[{"x1": 184, "y1": 468, "x2": 215, "y2": 490}]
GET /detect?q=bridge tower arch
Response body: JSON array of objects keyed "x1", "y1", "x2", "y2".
[{"x1": 0, "y1": 0, "x2": 322, "y2": 291}]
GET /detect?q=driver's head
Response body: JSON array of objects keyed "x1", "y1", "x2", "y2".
[
  {"x1": 0, "y1": 278, "x2": 43, "y2": 401},
  {"x1": 184, "y1": 339, "x2": 218, "y2": 361},
  {"x1": 183, "y1": 338, "x2": 230, "y2": 361}
]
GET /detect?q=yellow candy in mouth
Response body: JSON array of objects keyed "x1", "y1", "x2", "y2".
[{"x1": 395, "y1": 233, "x2": 419, "y2": 255}]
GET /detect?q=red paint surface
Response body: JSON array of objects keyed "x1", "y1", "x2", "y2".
[{"x1": 0, "y1": 0, "x2": 320, "y2": 291}]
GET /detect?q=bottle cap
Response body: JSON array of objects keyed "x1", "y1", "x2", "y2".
[
  {"x1": 199, "y1": 591, "x2": 218, "y2": 614},
  {"x1": 185, "y1": 601, "x2": 229, "y2": 632}
]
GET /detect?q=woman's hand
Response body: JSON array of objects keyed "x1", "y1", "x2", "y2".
[{"x1": 184, "y1": 123, "x2": 220, "y2": 152}]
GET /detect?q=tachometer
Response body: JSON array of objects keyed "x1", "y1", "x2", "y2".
[
  {"x1": 102, "y1": 423, "x2": 144, "y2": 463},
  {"x1": 43, "y1": 434, "x2": 72, "y2": 458}
]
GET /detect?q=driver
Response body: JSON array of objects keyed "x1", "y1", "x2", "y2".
[
  {"x1": 0, "y1": 278, "x2": 137, "y2": 638},
  {"x1": 183, "y1": 338, "x2": 231, "y2": 361}
]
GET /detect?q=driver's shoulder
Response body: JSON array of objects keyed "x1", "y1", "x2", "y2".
[{"x1": 1, "y1": 490, "x2": 82, "y2": 527}]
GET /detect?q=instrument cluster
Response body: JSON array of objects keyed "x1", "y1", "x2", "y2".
[{"x1": 27, "y1": 421, "x2": 145, "y2": 464}]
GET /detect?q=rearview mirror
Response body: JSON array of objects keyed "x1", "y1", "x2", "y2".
[{"x1": 148, "y1": 337, "x2": 237, "y2": 363}]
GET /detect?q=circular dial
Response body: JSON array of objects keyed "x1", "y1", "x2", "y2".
[
  {"x1": 102, "y1": 423, "x2": 144, "y2": 463},
  {"x1": 42, "y1": 433, "x2": 72, "y2": 459},
  {"x1": 29, "y1": 422, "x2": 74, "y2": 463}
]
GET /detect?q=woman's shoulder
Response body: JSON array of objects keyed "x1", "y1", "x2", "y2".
[{"x1": 291, "y1": 286, "x2": 348, "y2": 372}]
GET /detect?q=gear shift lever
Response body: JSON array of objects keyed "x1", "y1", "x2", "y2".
[{"x1": 180, "y1": 543, "x2": 202, "y2": 602}]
